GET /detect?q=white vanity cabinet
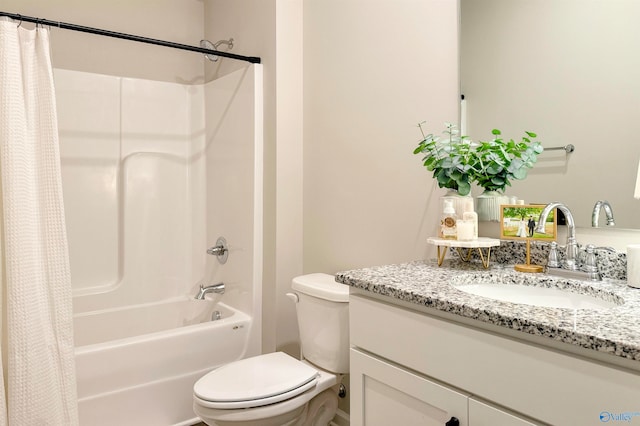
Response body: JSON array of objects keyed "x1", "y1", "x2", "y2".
[
  {"x1": 350, "y1": 348, "x2": 468, "y2": 426},
  {"x1": 468, "y1": 398, "x2": 537, "y2": 426},
  {"x1": 349, "y1": 292, "x2": 640, "y2": 426},
  {"x1": 351, "y1": 349, "x2": 535, "y2": 426}
]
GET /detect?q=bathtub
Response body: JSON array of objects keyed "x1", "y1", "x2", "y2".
[{"x1": 74, "y1": 297, "x2": 252, "y2": 426}]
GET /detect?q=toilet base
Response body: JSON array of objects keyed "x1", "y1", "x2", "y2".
[
  {"x1": 303, "y1": 388, "x2": 339, "y2": 426},
  {"x1": 195, "y1": 386, "x2": 340, "y2": 426},
  {"x1": 196, "y1": 404, "x2": 307, "y2": 426}
]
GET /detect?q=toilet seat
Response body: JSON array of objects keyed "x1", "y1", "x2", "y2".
[
  {"x1": 193, "y1": 352, "x2": 319, "y2": 409},
  {"x1": 193, "y1": 368, "x2": 339, "y2": 424}
]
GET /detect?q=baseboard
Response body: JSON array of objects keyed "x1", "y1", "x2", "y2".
[{"x1": 330, "y1": 408, "x2": 350, "y2": 426}]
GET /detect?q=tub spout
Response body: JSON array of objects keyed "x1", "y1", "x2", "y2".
[{"x1": 195, "y1": 283, "x2": 225, "y2": 300}]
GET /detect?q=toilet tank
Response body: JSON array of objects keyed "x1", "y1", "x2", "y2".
[{"x1": 291, "y1": 273, "x2": 349, "y2": 374}]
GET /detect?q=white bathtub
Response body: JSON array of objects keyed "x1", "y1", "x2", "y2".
[{"x1": 74, "y1": 298, "x2": 251, "y2": 426}]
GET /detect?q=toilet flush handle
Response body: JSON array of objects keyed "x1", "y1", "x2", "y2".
[{"x1": 286, "y1": 292, "x2": 299, "y2": 303}]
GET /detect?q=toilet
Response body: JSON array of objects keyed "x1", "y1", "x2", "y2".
[{"x1": 193, "y1": 273, "x2": 349, "y2": 426}]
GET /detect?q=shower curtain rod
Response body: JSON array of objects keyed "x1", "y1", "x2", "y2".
[{"x1": 0, "y1": 11, "x2": 261, "y2": 64}]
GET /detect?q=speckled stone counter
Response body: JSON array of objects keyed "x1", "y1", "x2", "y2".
[{"x1": 336, "y1": 259, "x2": 640, "y2": 363}]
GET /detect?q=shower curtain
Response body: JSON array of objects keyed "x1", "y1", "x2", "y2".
[{"x1": 0, "y1": 21, "x2": 79, "y2": 425}]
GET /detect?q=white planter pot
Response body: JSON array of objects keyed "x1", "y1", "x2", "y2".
[{"x1": 476, "y1": 191, "x2": 509, "y2": 222}]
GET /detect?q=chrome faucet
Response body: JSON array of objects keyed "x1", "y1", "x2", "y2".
[
  {"x1": 536, "y1": 202, "x2": 578, "y2": 270},
  {"x1": 591, "y1": 200, "x2": 615, "y2": 227},
  {"x1": 195, "y1": 282, "x2": 225, "y2": 300}
]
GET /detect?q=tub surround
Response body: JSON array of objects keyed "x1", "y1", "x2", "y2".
[
  {"x1": 336, "y1": 258, "x2": 640, "y2": 365},
  {"x1": 57, "y1": 65, "x2": 264, "y2": 426}
]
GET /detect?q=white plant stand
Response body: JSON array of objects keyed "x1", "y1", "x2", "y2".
[{"x1": 427, "y1": 237, "x2": 501, "y2": 269}]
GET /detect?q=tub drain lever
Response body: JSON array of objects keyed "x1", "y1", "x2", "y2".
[{"x1": 207, "y1": 237, "x2": 229, "y2": 264}]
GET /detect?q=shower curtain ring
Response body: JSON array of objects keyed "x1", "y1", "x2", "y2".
[{"x1": 16, "y1": 14, "x2": 22, "y2": 27}]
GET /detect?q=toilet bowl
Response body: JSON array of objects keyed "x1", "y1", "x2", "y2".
[
  {"x1": 193, "y1": 273, "x2": 349, "y2": 426},
  {"x1": 193, "y1": 353, "x2": 340, "y2": 426}
]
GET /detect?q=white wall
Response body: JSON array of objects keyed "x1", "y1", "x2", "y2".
[
  {"x1": 3, "y1": 0, "x2": 205, "y2": 83},
  {"x1": 302, "y1": 0, "x2": 459, "y2": 415},
  {"x1": 303, "y1": 0, "x2": 460, "y2": 274},
  {"x1": 273, "y1": 1, "x2": 305, "y2": 355}
]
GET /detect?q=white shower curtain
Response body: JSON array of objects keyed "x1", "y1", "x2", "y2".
[{"x1": 0, "y1": 21, "x2": 79, "y2": 425}]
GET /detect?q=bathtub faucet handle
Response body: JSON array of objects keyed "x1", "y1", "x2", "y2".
[
  {"x1": 207, "y1": 246, "x2": 226, "y2": 256},
  {"x1": 195, "y1": 282, "x2": 225, "y2": 300},
  {"x1": 207, "y1": 236, "x2": 229, "y2": 264}
]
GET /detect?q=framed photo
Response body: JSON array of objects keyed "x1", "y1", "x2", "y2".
[{"x1": 500, "y1": 204, "x2": 557, "y2": 241}]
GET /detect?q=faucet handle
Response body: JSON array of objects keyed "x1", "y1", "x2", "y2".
[
  {"x1": 580, "y1": 244, "x2": 601, "y2": 280},
  {"x1": 547, "y1": 241, "x2": 560, "y2": 268},
  {"x1": 581, "y1": 244, "x2": 597, "y2": 271},
  {"x1": 207, "y1": 236, "x2": 229, "y2": 264}
]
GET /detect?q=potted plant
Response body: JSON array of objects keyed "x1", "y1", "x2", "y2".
[
  {"x1": 413, "y1": 122, "x2": 477, "y2": 196},
  {"x1": 414, "y1": 123, "x2": 543, "y2": 222},
  {"x1": 413, "y1": 122, "x2": 477, "y2": 219},
  {"x1": 474, "y1": 129, "x2": 543, "y2": 221}
]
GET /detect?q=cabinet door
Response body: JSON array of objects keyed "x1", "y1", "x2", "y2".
[
  {"x1": 469, "y1": 398, "x2": 540, "y2": 426},
  {"x1": 351, "y1": 348, "x2": 468, "y2": 426}
]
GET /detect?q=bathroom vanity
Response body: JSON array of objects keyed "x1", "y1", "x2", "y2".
[{"x1": 337, "y1": 261, "x2": 640, "y2": 426}]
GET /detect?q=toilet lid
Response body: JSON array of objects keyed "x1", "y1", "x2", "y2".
[{"x1": 194, "y1": 352, "x2": 319, "y2": 409}]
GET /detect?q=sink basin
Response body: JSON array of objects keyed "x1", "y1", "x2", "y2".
[{"x1": 453, "y1": 280, "x2": 621, "y2": 310}]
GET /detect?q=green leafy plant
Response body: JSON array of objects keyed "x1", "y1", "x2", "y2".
[
  {"x1": 473, "y1": 129, "x2": 544, "y2": 192},
  {"x1": 413, "y1": 124, "x2": 544, "y2": 195},
  {"x1": 413, "y1": 122, "x2": 477, "y2": 196}
]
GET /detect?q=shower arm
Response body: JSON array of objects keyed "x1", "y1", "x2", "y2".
[{"x1": 213, "y1": 38, "x2": 234, "y2": 50}]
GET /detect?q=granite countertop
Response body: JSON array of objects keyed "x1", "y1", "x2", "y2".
[{"x1": 336, "y1": 260, "x2": 640, "y2": 363}]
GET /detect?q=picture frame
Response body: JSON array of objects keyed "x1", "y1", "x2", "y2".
[
  {"x1": 500, "y1": 204, "x2": 556, "y2": 273},
  {"x1": 500, "y1": 204, "x2": 557, "y2": 241}
]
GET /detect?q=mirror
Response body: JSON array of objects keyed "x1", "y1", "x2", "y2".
[{"x1": 460, "y1": 0, "x2": 640, "y2": 229}]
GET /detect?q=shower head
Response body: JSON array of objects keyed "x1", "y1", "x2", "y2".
[{"x1": 200, "y1": 38, "x2": 234, "y2": 62}]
